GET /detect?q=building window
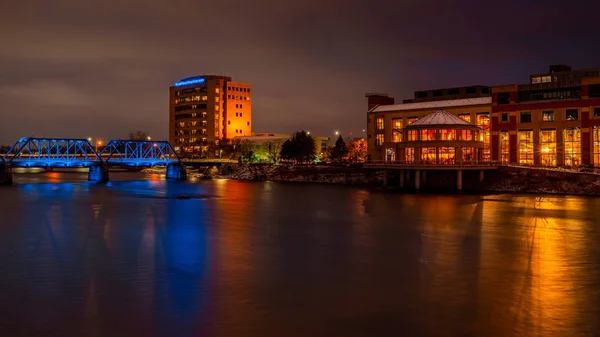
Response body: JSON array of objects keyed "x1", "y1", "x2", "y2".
[
  {"x1": 392, "y1": 118, "x2": 402, "y2": 142},
  {"x1": 439, "y1": 129, "x2": 455, "y2": 141},
  {"x1": 376, "y1": 117, "x2": 384, "y2": 130},
  {"x1": 459, "y1": 130, "x2": 472, "y2": 141},
  {"x1": 518, "y1": 130, "x2": 534, "y2": 165},
  {"x1": 466, "y1": 87, "x2": 477, "y2": 94},
  {"x1": 520, "y1": 112, "x2": 532, "y2": 123},
  {"x1": 240, "y1": 104, "x2": 243, "y2": 108},
  {"x1": 477, "y1": 113, "x2": 490, "y2": 161},
  {"x1": 405, "y1": 148, "x2": 415, "y2": 163},
  {"x1": 439, "y1": 147, "x2": 455, "y2": 164},
  {"x1": 407, "y1": 117, "x2": 419, "y2": 125},
  {"x1": 540, "y1": 130, "x2": 557, "y2": 166},
  {"x1": 228, "y1": 120, "x2": 231, "y2": 125},
  {"x1": 564, "y1": 128, "x2": 581, "y2": 166},
  {"x1": 240, "y1": 113, "x2": 243, "y2": 117},
  {"x1": 498, "y1": 92, "x2": 510, "y2": 104},
  {"x1": 433, "y1": 90, "x2": 443, "y2": 97},
  {"x1": 542, "y1": 110, "x2": 554, "y2": 122},
  {"x1": 594, "y1": 107, "x2": 600, "y2": 117},
  {"x1": 375, "y1": 134, "x2": 384, "y2": 146},
  {"x1": 406, "y1": 130, "x2": 417, "y2": 141},
  {"x1": 501, "y1": 112, "x2": 508, "y2": 122},
  {"x1": 420, "y1": 129, "x2": 436, "y2": 141},
  {"x1": 235, "y1": 112, "x2": 238, "y2": 116},
  {"x1": 589, "y1": 84, "x2": 600, "y2": 98},
  {"x1": 247, "y1": 122, "x2": 250, "y2": 126},
  {"x1": 421, "y1": 147, "x2": 436, "y2": 163},
  {"x1": 593, "y1": 127, "x2": 600, "y2": 167},
  {"x1": 566, "y1": 109, "x2": 578, "y2": 121},
  {"x1": 500, "y1": 131, "x2": 510, "y2": 164},
  {"x1": 462, "y1": 147, "x2": 475, "y2": 163},
  {"x1": 235, "y1": 104, "x2": 238, "y2": 108},
  {"x1": 458, "y1": 114, "x2": 471, "y2": 122},
  {"x1": 448, "y1": 88, "x2": 459, "y2": 95}
]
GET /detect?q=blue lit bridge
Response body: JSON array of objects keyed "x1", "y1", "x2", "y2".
[{"x1": 0, "y1": 138, "x2": 186, "y2": 183}]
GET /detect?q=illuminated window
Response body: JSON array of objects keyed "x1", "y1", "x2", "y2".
[
  {"x1": 593, "y1": 127, "x2": 600, "y2": 167},
  {"x1": 459, "y1": 130, "x2": 472, "y2": 140},
  {"x1": 376, "y1": 117, "x2": 384, "y2": 130},
  {"x1": 439, "y1": 129, "x2": 456, "y2": 141},
  {"x1": 594, "y1": 107, "x2": 600, "y2": 117},
  {"x1": 439, "y1": 147, "x2": 455, "y2": 164},
  {"x1": 540, "y1": 129, "x2": 557, "y2": 166},
  {"x1": 408, "y1": 116, "x2": 418, "y2": 125},
  {"x1": 500, "y1": 131, "x2": 510, "y2": 164},
  {"x1": 458, "y1": 114, "x2": 471, "y2": 122},
  {"x1": 202, "y1": 112, "x2": 207, "y2": 118},
  {"x1": 564, "y1": 128, "x2": 581, "y2": 166},
  {"x1": 215, "y1": 88, "x2": 220, "y2": 93},
  {"x1": 406, "y1": 130, "x2": 417, "y2": 141},
  {"x1": 201, "y1": 96, "x2": 208, "y2": 101},
  {"x1": 376, "y1": 134, "x2": 384, "y2": 146},
  {"x1": 477, "y1": 113, "x2": 490, "y2": 161},
  {"x1": 518, "y1": 130, "x2": 534, "y2": 165},
  {"x1": 215, "y1": 105, "x2": 220, "y2": 111},
  {"x1": 532, "y1": 77, "x2": 541, "y2": 84},
  {"x1": 542, "y1": 76, "x2": 552, "y2": 83},
  {"x1": 392, "y1": 131, "x2": 402, "y2": 143},
  {"x1": 462, "y1": 147, "x2": 475, "y2": 163},
  {"x1": 405, "y1": 148, "x2": 415, "y2": 162},
  {"x1": 420, "y1": 129, "x2": 436, "y2": 141},
  {"x1": 542, "y1": 110, "x2": 554, "y2": 122},
  {"x1": 392, "y1": 118, "x2": 402, "y2": 130},
  {"x1": 421, "y1": 147, "x2": 436, "y2": 163},
  {"x1": 215, "y1": 96, "x2": 220, "y2": 102}
]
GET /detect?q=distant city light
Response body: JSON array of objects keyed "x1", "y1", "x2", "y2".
[
  {"x1": 307, "y1": 131, "x2": 311, "y2": 135},
  {"x1": 87, "y1": 137, "x2": 92, "y2": 142},
  {"x1": 334, "y1": 130, "x2": 339, "y2": 135},
  {"x1": 362, "y1": 129, "x2": 365, "y2": 132},
  {"x1": 174, "y1": 78, "x2": 205, "y2": 87},
  {"x1": 147, "y1": 136, "x2": 152, "y2": 141}
]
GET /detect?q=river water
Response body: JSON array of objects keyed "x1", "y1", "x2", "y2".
[{"x1": 1, "y1": 172, "x2": 600, "y2": 337}]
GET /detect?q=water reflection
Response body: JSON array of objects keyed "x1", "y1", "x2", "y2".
[{"x1": 0, "y1": 174, "x2": 600, "y2": 336}]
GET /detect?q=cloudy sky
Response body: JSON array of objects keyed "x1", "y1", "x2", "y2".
[{"x1": 1, "y1": 0, "x2": 599, "y2": 144}]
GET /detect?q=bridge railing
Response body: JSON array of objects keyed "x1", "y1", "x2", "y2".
[{"x1": 365, "y1": 160, "x2": 502, "y2": 167}]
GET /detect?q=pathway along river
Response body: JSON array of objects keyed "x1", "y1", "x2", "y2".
[{"x1": 1, "y1": 172, "x2": 600, "y2": 336}]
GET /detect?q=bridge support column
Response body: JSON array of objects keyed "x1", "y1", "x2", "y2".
[
  {"x1": 479, "y1": 170, "x2": 484, "y2": 183},
  {"x1": 0, "y1": 164, "x2": 12, "y2": 185},
  {"x1": 88, "y1": 164, "x2": 109, "y2": 183},
  {"x1": 166, "y1": 163, "x2": 187, "y2": 180},
  {"x1": 457, "y1": 169, "x2": 463, "y2": 191},
  {"x1": 382, "y1": 169, "x2": 388, "y2": 187},
  {"x1": 415, "y1": 169, "x2": 420, "y2": 191},
  {"x1": 399, "y1": 170, "x2": 404, "y2": 187},
  {"x1": 422, "y1": 170, "x2": 427, "y2": 184}
]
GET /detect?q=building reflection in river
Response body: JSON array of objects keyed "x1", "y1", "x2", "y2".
[{"x1": 2, "y1": 175, "x2": 600, "y2": 336}]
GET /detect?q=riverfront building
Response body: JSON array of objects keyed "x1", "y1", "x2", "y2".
[
  {"x1": 169, "y1": 75, "x2": 252, "y2": 154},
  {"x1": 367, "y1": 65, "x2": 600, "y2": 167}
]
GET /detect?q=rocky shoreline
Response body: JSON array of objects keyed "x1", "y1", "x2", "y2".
[{"x1": 150, "y1": 164, "x2": 600, "y2": 196}]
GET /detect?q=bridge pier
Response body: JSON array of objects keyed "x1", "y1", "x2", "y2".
[
  {"x1": 88, "y1": 164, "x2": 109, "y2": 183},
  {"x1": 457, "y1": 169, "x2": 463, "y2": 191},
  {"x1": 0, "y1": 164, "x2": 12, "y2": 185},
  {"x1": 166, "y1": 163, "x2": 187, "y2": 180}
]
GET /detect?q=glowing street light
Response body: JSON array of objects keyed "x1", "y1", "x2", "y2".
[
  {"x1": 147, "y1": 136, "x2": 152, "y2": 141},
  {"x1": 334, "y1": 130, "x2": 339, "y2": 136},
  {"x1": 306, "y1": 131, "x2": 311, "y2": 135},
  {"x1": 87, "y1": 137, "x2": 92, "y2": 142}
]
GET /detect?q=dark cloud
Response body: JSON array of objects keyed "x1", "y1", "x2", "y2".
[{"x1": 1, "y1": 0, "x2": 599, "y2": 144}]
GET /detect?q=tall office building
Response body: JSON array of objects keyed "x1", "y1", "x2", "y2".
[{"x1": 169, "y1": 75, "x2": 252, "y2": 154}]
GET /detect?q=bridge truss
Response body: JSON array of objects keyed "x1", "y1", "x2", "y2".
[
  {"x1": 100, "y1": 140, "x2": 180, "y2": 167},
  {"x1": 3, "y1": 138, "x2": 102, "y2": 167}
]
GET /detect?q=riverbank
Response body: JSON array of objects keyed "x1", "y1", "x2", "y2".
[{"x1": 182, "y1": 164, "x2": 600, "y2": 196}]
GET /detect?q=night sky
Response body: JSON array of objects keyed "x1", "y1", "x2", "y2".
[{"x1": 1, "y1": 0, "x2": 599, "y2": 145}]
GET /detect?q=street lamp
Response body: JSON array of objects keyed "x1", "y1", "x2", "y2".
[
  {"x1": 306, "y1": 131, "x2": 311, "y2": 135},
  {"x1": 147, "y1": 136, "x2": 152, "y2": 141},
  {"x1": 96, "y1": 140, "x2": 103, "y2": 152},
  {"x1": 334, "y1": 130, "x2": 339, "y2": 136}
]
